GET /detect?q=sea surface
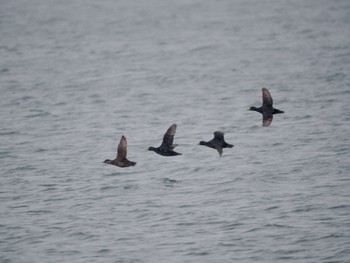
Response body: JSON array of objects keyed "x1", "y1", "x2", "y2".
[{"x1": 1, "y1": 0, "x2": 350, "y2": 262}]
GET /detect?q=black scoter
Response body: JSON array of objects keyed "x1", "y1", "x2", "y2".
[
  {"x1": 148, "y1": 124, "x2": 182, "y2": 156},
  {"x1": 248, "y1": 87, "x2": 284, "y2": 127},
  {"x1": 199, "y1": 131, "x2": 234, "y2": 156}
]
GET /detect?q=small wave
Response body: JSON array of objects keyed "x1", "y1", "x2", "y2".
[
  {"x1": 25, "y1": 110, "x2": 51, "y2": 118},
  {"x1": 325, "y1": 72, "x2": 346, "y2": 83},
  {"x1": 291, "y1": 205, "x2": 319, "y2": 213},
  {"x1": 61, "y1": 250, "x2": 81, "y2": 255},
  {"x1": 34, "y1": 148, "x2": 49, "y2": 153},
  {"x1": 0, "y1": 151, "x2": 17, "y2": 159},
  {"x1": 218, "y1": 241, "x2": 239, "y2": 247},
  {"x1": 271, "y1": 142, "x2": 284, "y2": 147},
  {"x1": 27, "y1": 210, "x2": 53, "y2": 215},
  {"x1": 321, "y1": 233, "x2": 346, "y2": 239},
  {"x1": 0, "y1": 68, "x2": 10, "y2": 73},
  {"x1": 265, "y1": 205, "x2": 279, "y2": 211},
  {"x1": 6, "y1": 165, "x2": 37, "y2": 174},
  {"x1": 68, "y1": 231, "x2": 94, "y2": 240},
  {"x1": 98, "y1": 249, "x2": 111, "y2": 254},
  {"x1": 186, "y1": 251, "x2": 211, "y2": 256},
  {"x1": 0, "y1": 131, "x2": 20, "y2": 136},
  {"x1": 8, "y1": 205, "x2": 29, "y2": 209},
  {"x1": 39, "y1": 184, "x2": 57, "y2": 187},
  {"x1": 40, "y1": 186, "x2": 58, "y2": 192},
  {"x1": 244, "y1": 227, "x2": 261, "y2": 233},
  {"x1": 176, "y1": 222, "x2": 196, "y2": 226},
  {"x1": 103, "y1": 172, "x2": 123, "y2": 177},
  {"x1": 264, "y1": 223, "x2": 295, "y2": 229},
  {"x1": 222, "y1": 222, "x2": 244, "y2": 230},
  {"x1": 100, "y1": 185, "x2": 119, "y2": 191},
  {"x1": 163, "y1": 177, "x2": 178, "y2": 186},
  {"x1": 328, "y1": 204, "x2": 350, "y2": 210},
  {"x1": 123, "y1": 184, "x2": 139, "y2": 190},
  {"x1": 43, "y1": 197, "x2": 69, "y2": 202}
]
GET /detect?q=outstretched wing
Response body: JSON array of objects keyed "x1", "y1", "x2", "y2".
[
  {"x1": 213, "y1": 131, "x2": 224, "y2": 140},
  {"x1": 263, "y1": 112, "x2": 273, "y2": 127},
  {"x1": 262, "y1": 88, "x2": 273, "y2": 108},
  {"x1": 217, "y1": 147, "x2": 223, "y2": 157},
  {"x1": 116, "y1": 135, "x2": 127, "y2": 159},
  {"x1": 161, "y1": 124, "x2": 177, "y2": 148},
  {"x1": 212, "y1": 131, "x2": 225, "y2": 156}
]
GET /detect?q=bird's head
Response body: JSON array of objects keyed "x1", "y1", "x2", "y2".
[
  {"x1": 248, "y1": 106, "x2": 258, "y2": 111},
  {"x1": 148, "y1": 147, "x2": 156, "y2": 152}
]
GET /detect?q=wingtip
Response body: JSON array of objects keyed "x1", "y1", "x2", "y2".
[{"x1": 166, "y1": 123, "x2": 177, "y2": 136}]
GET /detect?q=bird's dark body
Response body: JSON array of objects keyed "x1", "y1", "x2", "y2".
[
  {"x1": 103, "y1": 158, "x2": 136, "y2": 167},
  {"x1": 148, "y1": 146, "x2": 181, "y2": 156},
  {"x1": 199, "y1": 131, "x2": 234, "y2": 156}
]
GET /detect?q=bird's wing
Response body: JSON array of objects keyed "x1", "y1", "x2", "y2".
[
  {"x1": 262, "y1": 88, "x2": 273, "y2": 108},
  {"x1": 161, "y1": 124, "x2": 176, "y2": 148},
  {"x1": 117, "y1": 135, "x2": 127, "y2": 159},
  {"x1": 213, "y1": 131, "x2": 224, "y2": 140},
  {"x1": 170, "y1": 144, "x2": 178, "y2": 149},
  {"x1": 217, "y1": 147, "x2": 223, "y2": 157},
  {"x1": 263, "y1": 112, "x2": 273, "y2": 127}
]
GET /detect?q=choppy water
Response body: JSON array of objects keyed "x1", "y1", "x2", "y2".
[{"x1": 1, "y1": 0, "x2": 350, "y2": 262}]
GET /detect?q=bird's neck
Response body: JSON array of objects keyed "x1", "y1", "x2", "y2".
[
  {"x1": 249, "y1": 106, "x2": 262, "y2": 113},
  {"x1": 148, "y1": 147, "x2": 157, "y2": 152}
]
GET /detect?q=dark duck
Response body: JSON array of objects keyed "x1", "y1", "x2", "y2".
[
  {"x1": 103, "y1": 135, "x2": 136, "y2": 167},
  {"x1": 148, "y1": 124, "x2": 182, "y2": 156},
  {"x1": 199, "y1": 131, "x2": 234, "y2": 157},
  {"x1": 248, "y1": 87, "x2": 284, "y2": 127}
]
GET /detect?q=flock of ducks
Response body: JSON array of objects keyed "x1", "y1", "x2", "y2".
[{"x1": 103, "y1": 88, "x2": 285, "y2": 168}]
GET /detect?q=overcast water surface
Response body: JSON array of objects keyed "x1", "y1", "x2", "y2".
[{"x1": 1, "y1": 0, "x2": 350, "y2": 262}]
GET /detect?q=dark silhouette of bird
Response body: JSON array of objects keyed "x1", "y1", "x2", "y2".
[
  {"x1": 248, "y1": 87, "x2": 284, "y2": 127},
  {"x1": 199, "y1": 131, "x2": 234, "y2": 156},
  {"x1": 148, "y1": 124, "x2": 182, "y2": 156},
  {"x1": 103, "y1": 135, "x2": 136, "y2": 167}
]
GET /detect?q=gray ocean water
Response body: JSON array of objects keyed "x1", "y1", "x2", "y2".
[{"x1": 1, "y1": 0, "x2": 350, "y2": 262}]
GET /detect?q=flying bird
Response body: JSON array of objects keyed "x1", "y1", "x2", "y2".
[
  {"x1": 103, "y1": 135, "x2": 136, "y2": 167},
  {"x1": 148, "y1": 124, "x2": 182, "y2": 156},
  {"x1": 199, "y1": 131, "x2": 234, "y2": 156},
  {"x1": 248, "y1": 87, "x2": 284, "y2": 127}
]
